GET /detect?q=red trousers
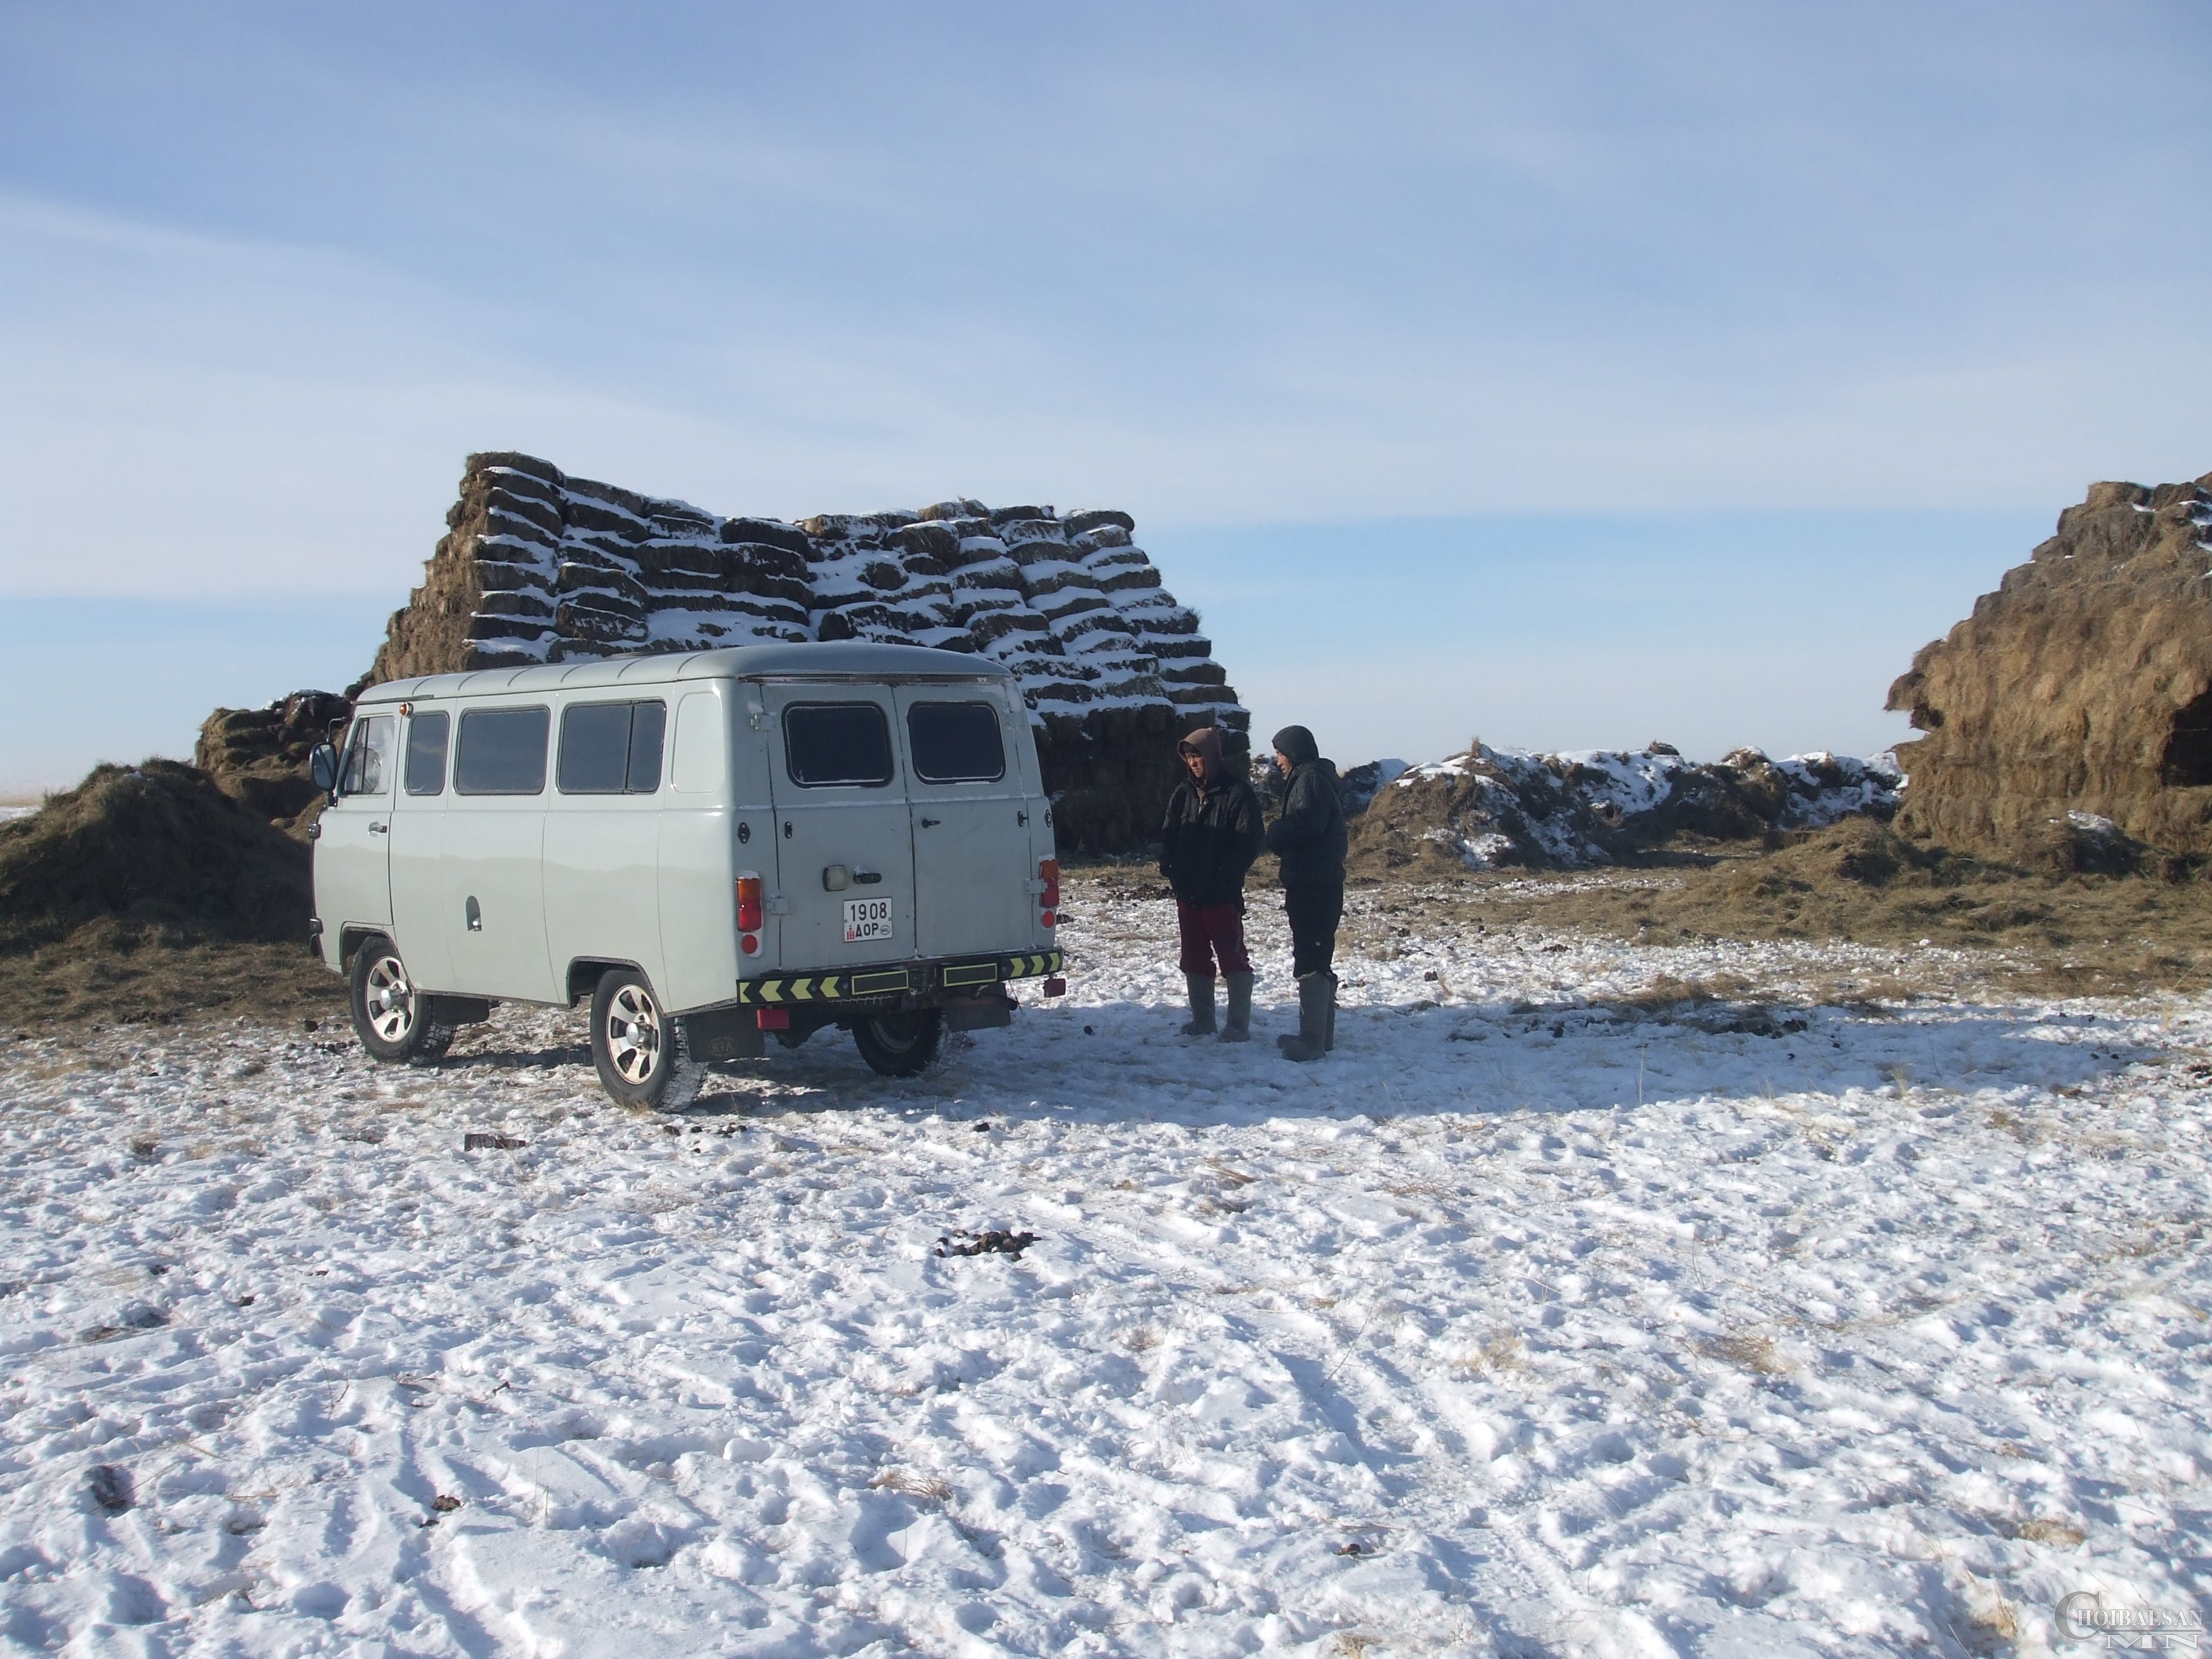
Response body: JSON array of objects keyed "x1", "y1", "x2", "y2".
[{"x1": 1176, "y1": 899, "x2": 1252, "y2": 976}]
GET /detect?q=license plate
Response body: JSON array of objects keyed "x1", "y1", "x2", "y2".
[{"x1": 842, "y1": 897, "x2": 894, "y2": 942}]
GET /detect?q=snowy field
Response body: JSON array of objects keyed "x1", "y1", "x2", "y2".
[{"x1": 3, "y1": 877, "x2": 2209, "y2": 1656}]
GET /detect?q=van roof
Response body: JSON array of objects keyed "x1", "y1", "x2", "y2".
[{"x1": 356, "y1": 641, "x2": 1015, "y2": 705}]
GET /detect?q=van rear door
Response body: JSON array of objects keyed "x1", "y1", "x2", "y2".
[
  {"x1": 762, "y1": 684, "x2": 916, "y2": 968},
  {"x1": 895, "y1": 686, "x2": 1032, "y2": 959}
]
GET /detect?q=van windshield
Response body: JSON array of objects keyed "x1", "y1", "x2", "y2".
[{"x1": 784, "y1": 703, "x2": 894, "y2": 788}]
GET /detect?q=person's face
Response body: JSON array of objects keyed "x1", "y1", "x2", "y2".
[
  {"x1": 1275, "y1": 751, "x2": 1292, "y2": 776},
  {"x1": 1183, "y1": 749, "x2": 1207, "y2": 782}
]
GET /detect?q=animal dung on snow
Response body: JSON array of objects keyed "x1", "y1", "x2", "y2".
[
  {"x1": 88, "y1": 1465, "x2": 135, "y2": 1515},
  {"x1": 934, "y1": 1228, "x2": 1040, "y2": 1259}
]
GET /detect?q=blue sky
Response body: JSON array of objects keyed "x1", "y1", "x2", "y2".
[{"x1": 3, "y1": 3, "x2": 2206, "y2": 790}]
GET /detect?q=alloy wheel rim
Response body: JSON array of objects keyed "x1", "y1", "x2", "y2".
[
  {"x1": 607, "y1": 986, "x2": 662, "y2": 1084},
  {"x1": 365, "y1": 954, "x2": 414, "y2": 1043}
]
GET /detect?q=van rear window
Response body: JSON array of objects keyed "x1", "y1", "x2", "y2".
[
  {"x1": 783, "y1": 703, "x2": 894, "y2": 788},
  {"x1": 558, "y1": 700, "x2": 667, "y2": 795},
  {"x1": 907, "y1": 701, "x2": 1005, "y2": 783},
  {"x1": 405, "y1": 710, "x2": 448, "y2": 796},
  {"x1": 455, "y1": 706, "x2": 550, "y2": 795}
]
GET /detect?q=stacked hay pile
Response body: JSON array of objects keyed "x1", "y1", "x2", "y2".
[
  {"x1": 364, "y1": 453, "x2": 1247, "y2": 851},
  {"x1": 1350, "y1": 743, "x2": 1901, "y2": 875},
  {"x1": 193, "y1": 690, "x2": 353, "y2": 837},
  {"x1": 1888, "y1": 469, "x2": 2212, "y2": 866}
]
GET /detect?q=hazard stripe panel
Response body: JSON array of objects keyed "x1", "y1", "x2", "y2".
[{"x1": 735, "y1": 952, "x2": 1058, "y2": 1006}]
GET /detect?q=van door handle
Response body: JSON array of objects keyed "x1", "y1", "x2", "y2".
[
  {"x1": 852, "y1": 868, "x2": 884, "y2": 885},
  {"x1": 368, "y1": 821, "x2": 387, "y2": 835},
  {"x1": 918, "y1": 817, "x2": 940, "y2": 828}
]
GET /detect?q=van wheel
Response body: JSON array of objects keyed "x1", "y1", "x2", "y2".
[
  {"x1": 852, "y1": 1008, "x2": 945, "y2": 1077},
  {"x1": 590, "y1": 970, "x2": 704, "y2": 1110},
  {"x1": 349, "y1": 937, "x2": 455, "y2": 1065}
]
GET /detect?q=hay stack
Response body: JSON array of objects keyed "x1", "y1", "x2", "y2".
[
  {"x1": 363, "y1": 453, "x2": 1247, "y2": 852},
  {"x1": 1887, "y1": 470, "x2": 2212, "y2": 861},
  {"x1": 1346, "y1": 743, "x2": 1900, "y2": 875},
  {"x1": 0, "y1": 762, "x2": 311, "y2": 953},
  {"x1": 193, "y1": 691, "x2": 353, "y2": 838}
]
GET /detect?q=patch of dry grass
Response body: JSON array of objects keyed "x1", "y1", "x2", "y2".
[
  {"x1": 1325, "y1": 819, "x2": 2212, "y2": 998},
  {"x1": 0, "y1": 921, "x2": 344, "y2": 1031}
]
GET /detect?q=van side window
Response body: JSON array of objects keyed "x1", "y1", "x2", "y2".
[
  {"x1": 404, "y1": 710, "x2": 449, "y2": 796},
  {"x1": 454, "y1": 706, "x2": 550, "y2": 795},
  {"x1": 558, "y1": 700, "x2": 667, "y2": 795},
  {"x1": 907, "y1": 701, "x2": 1006, "y2": 783},
  {"x1": 338, "y1": 715, "x2": 395, "y2": 797},
  {"x1": 628, "y1": 701, "x2": 667, "y2": 791},
  {"x1": 783, "y1": 703, "x2": 894, "y2": 788}
]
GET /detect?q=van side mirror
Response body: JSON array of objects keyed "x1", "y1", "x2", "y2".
[{"x1": 309, "y1": 742, "x2": 339, "y2": 798}]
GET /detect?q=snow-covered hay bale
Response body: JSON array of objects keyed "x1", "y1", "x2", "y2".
[
  {"x1": 1887, "y1": 469, "x2": 2212, "y2": 864},
  {"x1": 1349, "y1": 741, "x2": 1901, "y2": 875},
  {"x1": 0, "y1": 761, "x2": 311, "y2": 953},
  {"x1": 365, "y1": 453, "x2": 1247, "y2": 852}
]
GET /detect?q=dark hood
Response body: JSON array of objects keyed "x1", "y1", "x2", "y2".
[
  {"x1": 1272, "y1": 725, "x2": 1320, "y2": 768},
  {"x1": 1177, "y1": 725, "x2": 1227, "y2": 784}
]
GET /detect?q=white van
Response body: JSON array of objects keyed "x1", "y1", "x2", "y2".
[{"x1": 308, "y1": 642, "x2": 1065, "y2": 1108}]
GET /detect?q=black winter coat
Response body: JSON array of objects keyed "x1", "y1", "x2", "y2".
[
  {"x1": 1266, "y1": 759, "x2": 1348, "y2": 888},
  {"x1": 1160, "y1": 777, "x2": 1265, "y2": 908}
]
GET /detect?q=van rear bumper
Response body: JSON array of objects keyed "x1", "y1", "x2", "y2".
[{"x1": 733, "y1": 949, "x2": 1064, "y2": 1010}]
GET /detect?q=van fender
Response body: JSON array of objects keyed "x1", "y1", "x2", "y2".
[{"x1": 566, "y1": 957, "x2": 651, "y2": 1009}]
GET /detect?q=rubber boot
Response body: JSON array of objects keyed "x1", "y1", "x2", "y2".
[
  {"x1": 1277, "y1": 973, "x2": 1330, "y2": 1062},
  {"x1": 1221, "y1": 972, "x2": 1254, "y2": 1042},
  {"x1": 1324, "y1": 972, "x2": 1337, "y2": 1052},
  {"x1": 1180, "y1": 975, "x2": 1217, "y2": 1036}
]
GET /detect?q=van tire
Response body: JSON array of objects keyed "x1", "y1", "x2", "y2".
[
  {"x1": 349, "y1": 937, "x2": 455, "y2": 1065},
  {"x1": 590, "y1": 969, "x2": 704, "y2": 1111},
  {"x1": 852, "y1": 1008, "x2": 946, "y2": 1077}
]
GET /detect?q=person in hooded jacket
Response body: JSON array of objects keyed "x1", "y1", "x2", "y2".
[
  {"x1": 1265, "y1": 725, "x2": 1347, "y2": 1062},
  {"x1": 1158, "y1": 725, "x2": 1265, "y2": 1039}
]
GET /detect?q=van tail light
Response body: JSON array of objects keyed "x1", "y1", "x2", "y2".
[
  {"x1": 1039, "y1": 857, "x2": 1059, "y2": 928},
  {"x1": 1043, "y1": 976, "x2": 1067, "y2": 998},
  {"x1": 737, "y1": 871, "x2": 764, "y2": 954},
  {"x1": 756, "y1": 1008, "x2": 790, "y2": 1031}
]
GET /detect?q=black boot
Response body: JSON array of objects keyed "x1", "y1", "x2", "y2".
[
  {"x1": 1180, "y1": 975, "x2": 1217, "y2": 1036},
  {"x1": 1277, "y1": 973, "x2": 1330, "y2": 1062},
  {"x1": 1324, "y1": 972, "x2": 1337, "y2": 1051}
]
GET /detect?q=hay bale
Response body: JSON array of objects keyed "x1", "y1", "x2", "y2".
[
  {"x1": 1887, "y1": 469, "x2": 2212, "y2": 862},
  {"x1": 1346, "y1": 743, "x2": 1900, "y2": 875},
  {"x1": 0, "y1": 761, "x2": 312, "y2": 954},
  {"x1": 355, "y1": 453, "x2": 1247, "y2": 852},
  {"x1": 193, "y1": 691, "x2": 351, "y2": 837}
]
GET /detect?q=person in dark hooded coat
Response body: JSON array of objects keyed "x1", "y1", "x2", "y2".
[
  {"x1": 1265, "y1": 724, "x2": 1346, "y2": 1062},
  {"x1": 1158, "y1": 725, "x2": 1265, "y2": 1039}
]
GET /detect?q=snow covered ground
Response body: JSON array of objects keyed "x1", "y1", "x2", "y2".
[{"x1": 3, "y1": 877, "x2": 2209, "y2": 1656}]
